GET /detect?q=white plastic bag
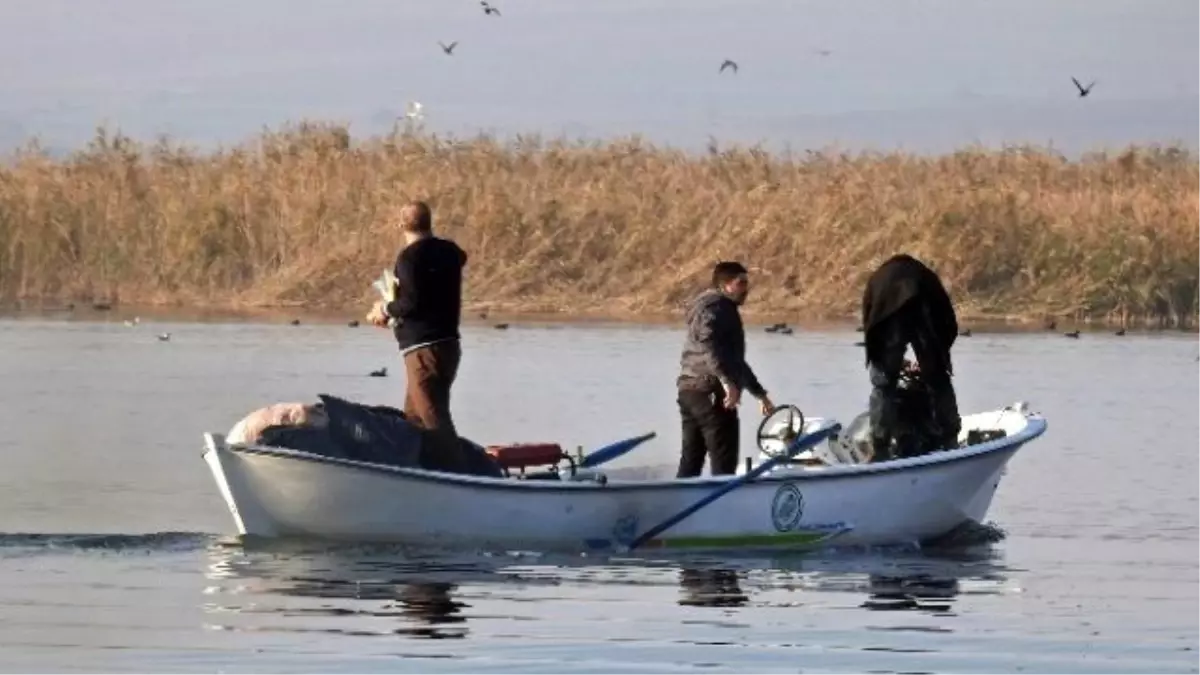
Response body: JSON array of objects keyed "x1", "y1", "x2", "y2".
[
  {"x1": 371, "y1": 268, "x2": 399, "y2": 327},
  {"x1": 227, "y1": 402, "x2": 328, "y2": 445}
]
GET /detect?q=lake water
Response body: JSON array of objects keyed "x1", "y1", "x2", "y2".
[
  {"x1": 1, "y1": 0, "x2": 1197, "y2": 155},
  {"x1": 0, "y1": 314, "x2": 1196, "y2": 672}
]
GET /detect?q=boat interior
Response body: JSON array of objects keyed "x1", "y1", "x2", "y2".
[
  {"x1": 476, "y1": 401, "x2": 1037, "y2": 483},
  {"x1": 219, "y1": 394, "x2": 1037, "y2": 486}
]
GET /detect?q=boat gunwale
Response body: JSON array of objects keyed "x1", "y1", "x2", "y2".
[{"x1": 204, "y1": 410, "x2": 1046, "y2": 492}]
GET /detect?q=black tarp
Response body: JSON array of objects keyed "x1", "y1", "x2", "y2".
[{"x1": 256, "y1": 393, "x2": 504, "y2": 478}]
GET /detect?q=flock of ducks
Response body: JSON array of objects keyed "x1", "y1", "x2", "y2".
[
  {"x1": 402, "y1": 0, "x2": 1097, "y2": 123},
  {"x1": 73, "y1": 300, "x2": 1170, "y2": 379},
  {"x1": 756, "y1": 318, "x2": 1132, "y2": 346},
  {"x1": 110, "y1": 306, "x2": 513, "y2": 378},
  {"x1": 121, "y1": 316, "x2": 172, "y2": 342},
  {"x1": 60, "y1": 3, "x2": 1107, "y2": 364}
]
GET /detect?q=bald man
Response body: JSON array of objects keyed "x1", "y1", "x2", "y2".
[{"x1": 368, "y1": 201, "x2": 469, "y2": 469}]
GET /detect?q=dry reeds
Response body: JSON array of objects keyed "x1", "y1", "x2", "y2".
[{"x1": 1, "y1": 122, "x2": 1196, "y2": 327}]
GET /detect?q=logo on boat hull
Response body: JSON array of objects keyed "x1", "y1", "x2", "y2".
[
  {"x1": 612, "y1": 514, "x2": 639, "y2": 546},
  {"x1": 771, "y1": 482, "x2": 804, "y2": 532}
]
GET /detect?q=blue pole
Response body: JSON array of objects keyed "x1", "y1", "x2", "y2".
[
  {"x1": 580, "y1": 431, "x2": 656, "y2": 469},
  {"x1": 624, "y1": 423, "x2": 841, "y2": 551}
]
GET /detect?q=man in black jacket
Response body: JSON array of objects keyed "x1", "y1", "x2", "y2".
[
  {"x1": 676, "y1": 261, "x2": 775, "y2": 478},
  {"x1": 861, "y1": 253, "x2": 961, "y2": 460},
  {"x1": 368, "y1": 201, "x2": 468, "y2": 465}
]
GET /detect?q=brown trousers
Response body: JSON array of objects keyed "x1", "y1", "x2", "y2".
[{"x1": 403, "y1": 339, "x2": 462, "y2": 466}]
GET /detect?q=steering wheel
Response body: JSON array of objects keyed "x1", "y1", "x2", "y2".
[{"x1": 755, "y1": 404, "x2": 806, "y2": 457}]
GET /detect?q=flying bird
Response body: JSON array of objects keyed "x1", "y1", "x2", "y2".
[
  {"x1": 719, "y1": 59, "x2": 738, "y2": 74},
  {"x1": 439, "y1": 41, "x2": 458, "y2": 55},
  {"x1": 1071, "y1": 76, "x2": 1095, "y2": 98},
  {"x1": 481, "y1": 1, "x2": 500, "y2": 16}
]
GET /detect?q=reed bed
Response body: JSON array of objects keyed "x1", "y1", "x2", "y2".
[{"x1": 1, "y1": 122, "x2": 1196, "y2": 327}]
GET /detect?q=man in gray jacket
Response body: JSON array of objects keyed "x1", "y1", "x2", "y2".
[{"x1": 676, "y1": 261, "x2": 775, "y2": 478}]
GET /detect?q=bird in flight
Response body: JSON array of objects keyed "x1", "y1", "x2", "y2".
[
  {"x1": 439, "y1": 40, "x2": 458, "y2": 55},
  {"x1": 481, "y1": 1, "x2": 500, "y2": 16},
  {"x1": 719, "y1": 59, "x2": 738, "y2": 74},
  {"x1": 1071, "y1": 76, "x2": 1095, "y2": 97}
]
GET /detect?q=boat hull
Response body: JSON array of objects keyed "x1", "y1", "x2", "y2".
[{"x1": 202, "y1": 408, "x2": 1045, "y2": 552}]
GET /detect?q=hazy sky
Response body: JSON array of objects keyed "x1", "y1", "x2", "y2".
[{"x1": 1, "y1": 0, "x2": 1196, "y2": 154}]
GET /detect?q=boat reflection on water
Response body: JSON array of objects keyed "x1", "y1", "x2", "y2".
[
  {"x1": 392, "y1": 582, "x2": 468, "y2": 639},
  {"x1": 675, "y1": 568, "x2": 965, "y2": 612},
  {"x1": 201, "y1": 537, "x2": 517, "y2": 640},
  {"x1": 678, "y1": 568, "x2": 750, "y2": 607},
  {"x1": 201, "y1": 534, "x2": 1009, "y2": 640},
  {"x1": 862, "y1": 573, "x2": 960, "y2": 613},
  {"x1": 672, "y1": 533, "x2": 1008, "y2": 615}
]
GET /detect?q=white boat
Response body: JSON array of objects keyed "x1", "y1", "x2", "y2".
[{"x1": 201, "y1": 395, "x2": 1048, "y2": 553}]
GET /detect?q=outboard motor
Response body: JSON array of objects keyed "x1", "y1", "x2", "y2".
[
  {"x1": 818, "y1": 412, "x2": 874, "y2": 466},
  {"x1": 823, "y1": 370, "x2": 949, "y2": 465}
]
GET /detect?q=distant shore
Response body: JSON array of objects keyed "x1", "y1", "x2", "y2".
[{"x1": 2, "y1": 122, "x2": 1196, "y2": 329}]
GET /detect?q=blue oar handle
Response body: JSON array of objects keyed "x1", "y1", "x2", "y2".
[
  {"x1": 580, "y1": 431, "x2": 656, "y2": 468},
  {"x1": 624, "y1": 422, "x2": 841, "y2": 551}
]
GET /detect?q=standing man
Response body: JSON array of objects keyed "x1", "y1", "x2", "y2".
[
  {"x1": 367, "y1": 200, "x2": 468, "y2": 467},
  {"x1": 861, "y1": 253, "x2": 961, "y2": 460},
  {"x1": 676, "y1": 261, "x2": 775, "y2": 478}
]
